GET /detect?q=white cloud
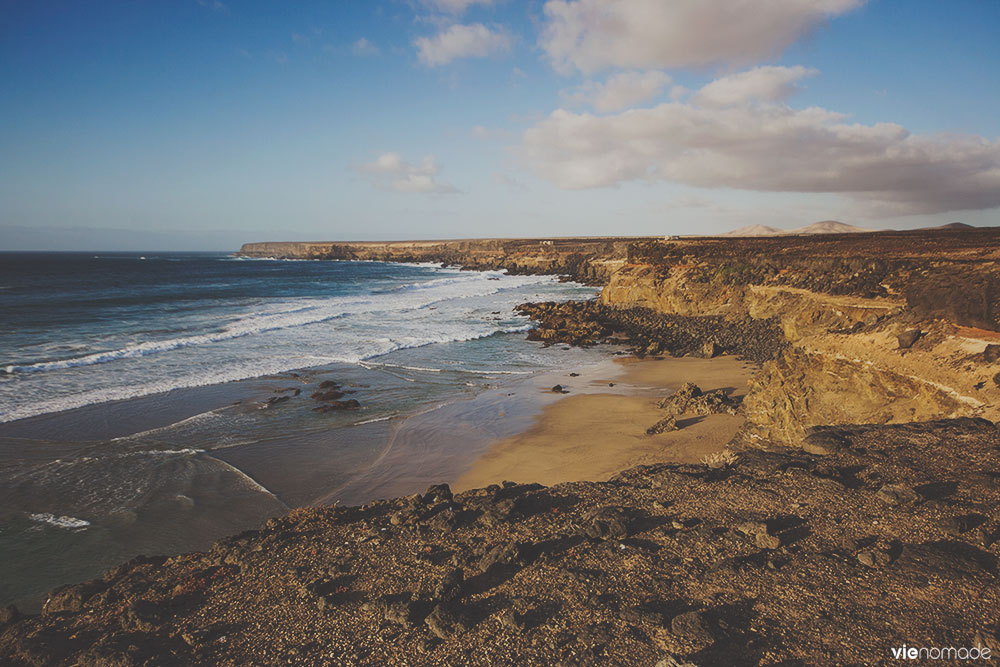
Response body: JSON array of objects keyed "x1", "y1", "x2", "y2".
[
  {"x1": 693, "y1": 65, "x2": 817, "y2": 107},
  {"x1": 565, "y1": 71, "x2": 672, "y2": 113},
  {"x1": 351, "y1": 37, "x2": 380, "y2": 56},
  {"x1": 519, "y1": 88, "x2": 1000, "y2": 214},
  {"x1": 422, "y1": 0, "x2": 495, "y2": 13},
  {"x1": 540, "y1": 0, "x2": 866, "y2": 74},
  {"x1": 414, "y1": 23, "x2": 510, "y2": 67},
  {"x1": 355, "y1": 153, "x2": 459, "y2": 194}
]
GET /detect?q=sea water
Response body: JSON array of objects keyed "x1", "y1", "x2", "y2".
[{"x1": 0, "y1": 252, "x2": 609, "y2": 609}]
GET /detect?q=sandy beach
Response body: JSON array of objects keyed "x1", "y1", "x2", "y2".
[{"x1": 455, "y1": 354, "x2": 757, "y2": 490}]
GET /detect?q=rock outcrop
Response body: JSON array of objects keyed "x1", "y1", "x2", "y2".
[{"x1": 3, "y1": 419, "x2": 998, "y2": 666}]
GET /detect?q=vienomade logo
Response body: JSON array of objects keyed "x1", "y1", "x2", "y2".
[{"x1": 889, "y1": 644, "x2": 992, "y2": 661}]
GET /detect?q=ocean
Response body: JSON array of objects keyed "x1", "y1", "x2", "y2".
[{"x1": 0, "y1": 251, "x2": 613, "y2": 610}]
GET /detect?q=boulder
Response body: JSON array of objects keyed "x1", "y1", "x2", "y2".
[
  {"x1": 670, "y1": 610, "x2": 715, "y2": 645},
  {"x1": 985, "y1": 344, "x2": 1000, "y2": 363},
  {"x1": 801, "y1": 429, "x2": 849, "y2": 456},
  {"x1": 646, "y1": 415, "x2": 678, "y2": 435},
  {"x1": 876, "y1": 484, "x2": 920, "y2": 506},
  {"x1": 657, "y1": 383, "x2": 702, "y2": 412},
  {"x1": 701, "y1": 340, "x2": 721, "y2": 358},
  {"x1": 43, "y1": 579, "x2": 107, "y2": 615},
  {"x1": 433, "y1": 568, "x2": 464, "y2": 602},
  {"x1": 425, "y1": 603, "x2": 470, "y2": 640},
  {"x1": 897, "y1": 329, "x2": 922, "y2": 349},
  {"x1": 582, "y1": 507, "x2": 630, "y2": 541}
]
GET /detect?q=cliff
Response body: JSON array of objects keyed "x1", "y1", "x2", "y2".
[
  {"x1": 242, "y1": 228, "x2": 1000, "y2": 448},
  {"x1": 238, "y1": 238, "x2": 647, "y2": 285},
  {"x1": 598, "y1": 228, "x2": 1000, "y2": 446}
]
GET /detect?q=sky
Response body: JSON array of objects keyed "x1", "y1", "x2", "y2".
[{"x1": 1, "y1": 0, "x2": 998, "y2": 250}]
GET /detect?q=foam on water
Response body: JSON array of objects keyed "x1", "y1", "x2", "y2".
[
  {"x1": 28, "y1": 513, "x2": 91, "y2": 531},
  {"x1": 0, "y1": 261, "x2": 596, "y2": 423}
]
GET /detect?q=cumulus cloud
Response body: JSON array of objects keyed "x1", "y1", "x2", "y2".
[
  {"x1": 414, "y1": 23, "x2": 510, "y2": 67},
  {"x1": 519, "y1": 93, "x2": 1000, "y2": 214},
  {"x1": 693, "y1": 65, "x2": 817, "y2": 107},
  {"x1": 541, "y1": 0, "x2": 865, "y2": 74},
  {"x1": 422, "y1": 0, "x2": 495, "y2": 13},
  {"x1": 565, "y1": 71, "x2": 672, "y2": 113},
  {"x1": 355, "y1": 153, "x2": 459, "y2": 194}
]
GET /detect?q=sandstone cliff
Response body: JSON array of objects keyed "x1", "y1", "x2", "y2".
[
  {"x1": 598, "y1": 229, "x2": 1000, "y2": 446},
  {"x1": 242, "y1": 227, "x2": 1000, "y2": 448}
]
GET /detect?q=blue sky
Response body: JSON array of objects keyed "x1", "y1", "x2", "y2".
[{"x1": 1, "y1": 0, "x2": 998, "y2": 249}]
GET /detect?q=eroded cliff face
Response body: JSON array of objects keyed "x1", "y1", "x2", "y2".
[
  {"x1": 599, "y1": 231, "x2": 1000, "y2": 446},
  {"x1": 239, "y1": 230, "x2": 1000, "y2": 447}
]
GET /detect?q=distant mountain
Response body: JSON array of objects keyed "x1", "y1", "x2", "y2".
[
  {"x1": 718, "y1": 220, "x2": 873, "y2": 237},
  {"x1": 720, "y1": 224, "x2": 783, "y2": 237},
  {"x1": 929, "y1": 222, "x2": 974, "y2": 230},
  {"x1": 790, "y1": 220, "x2": 872, "y2": 235}
]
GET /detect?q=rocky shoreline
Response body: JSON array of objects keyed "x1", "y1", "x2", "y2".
[
  {"x1": 2, "y1": 418, "x2": 998, "y2": 665},
  {"x1": 4, "y1": 229, "x2": 1000, "y2": 665}
]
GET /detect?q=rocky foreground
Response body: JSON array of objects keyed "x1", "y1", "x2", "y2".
[{"x1": 2, "y1": 418, "x2": 998, "y2": 666}]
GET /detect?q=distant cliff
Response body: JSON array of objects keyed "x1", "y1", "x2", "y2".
[{"x1": 238, "y1": 238, "x2": 649, "y2": 285}]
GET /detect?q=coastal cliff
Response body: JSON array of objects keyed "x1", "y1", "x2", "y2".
[
  {"x1": 242, "y1": 228, "x2": 1000, "y2": 448},
  {"x1": 239, "y1": 238, "x2": 643, "y2": 285},
  {"x1": 597, "y1": 229, "x2": 1000, "y2": 446}
]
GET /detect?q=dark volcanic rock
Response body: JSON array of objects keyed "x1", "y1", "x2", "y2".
[
  {"x1": 311, "y1": 389, "x2": 346, "y2": 402},
  {"x1": 0, "y1": 606, "x2": 20, "y2": 627},
  {"x1": 801, "y1": 428, "x2": 850, "y2": 455},
  {"x1": 876, "y1": 483, "x2": 921, "y2": 506},
  {"x1": 670, "y1": 610, "x2": 715, "y2": 645},
  {"x1": 5, "y1": 417, "x2": 1000, "y2": 666},
  {"x1": 43, "y1": 579, "x2": 107, "y2": 615},
  {"x1": 582, "y1": 507, "x2": 630, "y2": 540},
  {"x1": 425, "y1": 603, "x2": 470, "y2": 640},
  {"x1": 433, "y1": 568, "x2": 465, "y2": 602},
  {"x1": 897, "y1": 329, "x2": 922, "y2": 349},
  {"x1": 516, "y1": 301, "x2": 786, "y2": 363}
]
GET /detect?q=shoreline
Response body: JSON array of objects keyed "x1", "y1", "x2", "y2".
[
  {"x1": 0, "y1": 333, "x2": 623, "y2": 611},
  {"x1": 455, "y1": 355, "x2": 756, "y2": 491}
]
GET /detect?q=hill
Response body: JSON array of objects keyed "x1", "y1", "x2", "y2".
[
  {"x1": 719, "y1": 225, "x2": 783, "y2": 237},
  {"x1": 790, "y1": 220, "x2": 872, "y2": 235}
]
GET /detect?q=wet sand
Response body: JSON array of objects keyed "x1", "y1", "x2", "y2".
[{"x1": 454, "y1": 355, "x2": 756, "y2": 491}]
